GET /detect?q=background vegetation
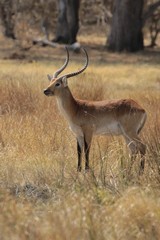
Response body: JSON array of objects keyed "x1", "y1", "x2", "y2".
[
  {"x1": 0, "y1": 42, "x2": 160, "y2": 239},
  {"x1": 0, "y1": 0, "x2": 159, "y2": 50},
  {"x1": 0, "y1": 1, "x2": 160, "y2": 239}
]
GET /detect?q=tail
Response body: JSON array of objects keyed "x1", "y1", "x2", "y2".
[{"x1": 137, "y1": 112, "x2": 147, "y2": 135}]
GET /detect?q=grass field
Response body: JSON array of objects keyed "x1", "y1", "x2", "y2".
[{"x1": 0, "y1": 45, "x2": 160, "y2": 240}]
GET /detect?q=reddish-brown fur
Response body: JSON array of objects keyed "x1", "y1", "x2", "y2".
[{"x1": 44, "y1": 48, "x2": 147, "y2": 173}]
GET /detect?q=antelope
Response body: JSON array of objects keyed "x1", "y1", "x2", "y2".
[{"x1": 44, "y1": 47, "x2": 147, "y2": 174}]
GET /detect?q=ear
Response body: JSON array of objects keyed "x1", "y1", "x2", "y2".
[
  {"x1": 47, "y1": 74, "x2": 52, "y2": 81},
  {"x1": 62, "y1": 76, "x2": 68, "y2": 87}
]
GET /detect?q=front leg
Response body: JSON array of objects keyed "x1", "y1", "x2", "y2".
[
  {"x1": 84, "y1": 139, "x2": 90, "y2": 171},
  {"x1": 77, "y1": 136, "x2": 84, "y2": 172},
  {"x1": 84, "y1": 132, "x2": 92, "y2": 171}
]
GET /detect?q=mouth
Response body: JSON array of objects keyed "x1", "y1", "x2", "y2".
[{"x1": 43, "y1": 89, "x2": 54, "y2": 96}]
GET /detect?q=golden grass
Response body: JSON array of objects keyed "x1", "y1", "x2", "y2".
[{"x1": 0, "y1": 57, "x2": 160, "y2": 240}]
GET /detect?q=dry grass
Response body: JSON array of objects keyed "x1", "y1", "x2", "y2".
[{"x1": 0, "y1": 54, "x2": 160, "y2": 240}]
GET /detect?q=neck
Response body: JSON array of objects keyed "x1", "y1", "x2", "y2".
[{"x1": 56, "y1": 87, "x2": 77, "y2": 121}]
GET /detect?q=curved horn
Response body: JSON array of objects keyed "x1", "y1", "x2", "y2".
[
  {"x1": 60, "y1": 48, "x2": 89, "y2": 79},
  {"x1": 53, "y1": 46, "x2": 69, "y2": 78}
]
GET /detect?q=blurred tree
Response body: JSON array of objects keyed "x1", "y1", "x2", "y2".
[
  {"x1": 106, "y1": 0, "x2": 160, "y2": 52},
  {"x1": 107, "y1": 0, "x2": 144, "y2": 52},
  {"x1": 53, "y1": 0, "x2": 80, "y2": 44},
  {"x1": 143, "y1": 0, "x2": 160, "y2": 47},
  {"x1": 0, "y1": 0, "x2": 16, "y2": 39},
  {"x1": 0, "y1": 0, "x2": 159, "y2": 50}
]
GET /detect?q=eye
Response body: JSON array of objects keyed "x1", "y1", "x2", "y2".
[{"x1": 55, "y1": 82, "x2": 60, "y2": 87}]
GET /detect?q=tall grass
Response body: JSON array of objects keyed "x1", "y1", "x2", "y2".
[{"x1": 0, "y1": 58, "x2": 160, "y2": 240}]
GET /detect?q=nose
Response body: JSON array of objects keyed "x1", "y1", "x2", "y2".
[{"x1": 44, "y1": 89, "x2": 50, "y2": 95}]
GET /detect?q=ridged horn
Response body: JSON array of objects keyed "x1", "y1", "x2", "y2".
[
  {"x1": 60, "y1": 48, "x2": 89, "y2": 79},
  {"x1": 53, "y1": 46, "x2": 69, "y2": 78}
]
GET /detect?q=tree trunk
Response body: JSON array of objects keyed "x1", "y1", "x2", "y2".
[
  {"x1": 67, "y1": 0, "x2": 80, "y2": 44},
  {"x1": 54, "y1": 0, "x2": 69, "y2": 43},
  {"x1": 54, "y1": 0, "x2": 80, "y2": 44},
  {"x1": 0, "y1": 0, "x2": 16, "y2": 39},
  {"x1": 107, "y1": 0, "x2": 144, "y2": 52}
]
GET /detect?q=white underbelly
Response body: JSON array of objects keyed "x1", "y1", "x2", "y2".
[
  {"x1": 68, "y1": 121, "x2": 121, "y2": 137},
  {"x1": 94, "y1": 122, "x2": 121, "y2": 135}
]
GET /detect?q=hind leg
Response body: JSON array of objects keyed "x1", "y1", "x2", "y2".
[
  {"x1": 119, "y1": 123, "x2": 146, "y2": 174},
  {"x1": 125, "y1": 135, "x2": 146, "y2": 174},
  {"x1": 137, "y1": 138, "x2": 146, "y2": 174},
  {"x1": 125, "y1": 137, "x2": 138, "y2": 174}
]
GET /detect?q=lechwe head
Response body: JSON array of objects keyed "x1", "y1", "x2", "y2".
[
  {"x1": 44, "y1": 47, "x2": 147, "y2": 174},
  {"x1": 44, "y1": 47, "x2": 88, "y2": 97}
]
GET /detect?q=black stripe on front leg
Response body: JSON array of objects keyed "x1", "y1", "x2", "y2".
[
  {"x1": 84, "y1": 139, "x2": 90, "y2": 171},
  {"x1": 77, "y1": 140, "x2": 82, "y2": 172}
]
